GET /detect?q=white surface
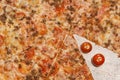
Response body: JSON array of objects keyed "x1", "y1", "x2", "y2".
[{"x1": 74, "y1": 34, "x2": 120, "y2": 80}]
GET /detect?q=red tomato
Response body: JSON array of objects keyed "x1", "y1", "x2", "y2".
[
  {"x1": 80, "y1": 42, "x2": 92, "y2": 53},
  {"x1": 39, "y1": 58, "x2": 52, "y2": 74},
  {"x1": 39, "y1": 25, "x2": 47, "y2": 35},
  {"x1": 15, "y1": 12, "x2": 26, "y2": 19},
  {"x1": 0, "y1": 35, "x2": 4, "y2": 47},
  {"x1": 92, "y1": 53, "x2": 105, "y2": 67},
  {"x1": 49, "y1": 62, "x2": 59, "y2": 76},
  {"x1": 25, "y1": 48, "x2": 35, "y2": 59},
  {"x1": 54, "y1": 27, "x2": 63, "y2": 36},
  {"x1": 55, "y1": 2, "x2": 65, "y2": 13}
]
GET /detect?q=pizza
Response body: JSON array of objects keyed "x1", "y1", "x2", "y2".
[
  {"x1": 0, "y1": 0, "x2": 119, "y2": 80},
  {"x1": 0, "y1": 0, "x2": 94, "y2": 80}
]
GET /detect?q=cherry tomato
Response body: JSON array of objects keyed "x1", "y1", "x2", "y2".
[
  {"x1": 92, "y1": 53, "x2": 105, "y2": 67},
  {"x1": 0, "y1": 35, "x2": 4, "y2": 47},
  {"x1": 80, "y1": 42, "x2": 92, "y2": 53}
]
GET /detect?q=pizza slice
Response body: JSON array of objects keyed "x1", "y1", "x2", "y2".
[{"x1": 48, "y1": 34, "x2": 93, "y2": 80}]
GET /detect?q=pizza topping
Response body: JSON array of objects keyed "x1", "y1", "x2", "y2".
[
  {"x1": 4, "y1": 61, "x2": 14, "y2": 71},
  {"x1": 0, "y1": 35, "x2": 4, "y2": 47},
  {"x1": 49, "y1": 62, "x2": 59, "y2": 76},
  {"x1": 53, "y1": 27, "x2": 63, "y2": 36},
  {"x1": 57, "y1": 40, "x2": 66, "y2": 49},
  {"x1": 25, "y1": 75, "x2": 33, "y2": 80},
  {"x1": 36, "y1": 24, "x2": 48, "y2": 36},
  {"x1": 80, "y1": 42, "x2": 92, "y2": 53},
  {"x1": 97, "y1": 3, "x2": 109, "y2": 20},
  {"x1": 67, "y1": 5, "x2": 75, "y2": 12},
  {"x1": 0, "y1": 6, "x2": 4, "y2": 16},
  {"x1": 92, "y1": 53, "x2": 105, "y2": 67},
  {"x1": 53, "y1": 27, "x2": 66, "y2": 41},
  {"x1": 18, "y1": 62, "x2": 32, "y2": 74},
  {"x1": 15, "y1": 12, "x2": 26, "y2": 20},
  {"x1": 55, "y1": 1, "x2": 65, "y2": 14},
  {"x1": 5, "y1": 47, "x2": 12, "y2": 55},
  {"x1": 0, "y1": 14, "x2": 6, "y2": 23},
  {"x1": 38, "y1": 58, "x2": 52, "y2": 76},
  {"x1": 25, "y1": 47, "x2": 35, "y2": 60}
]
